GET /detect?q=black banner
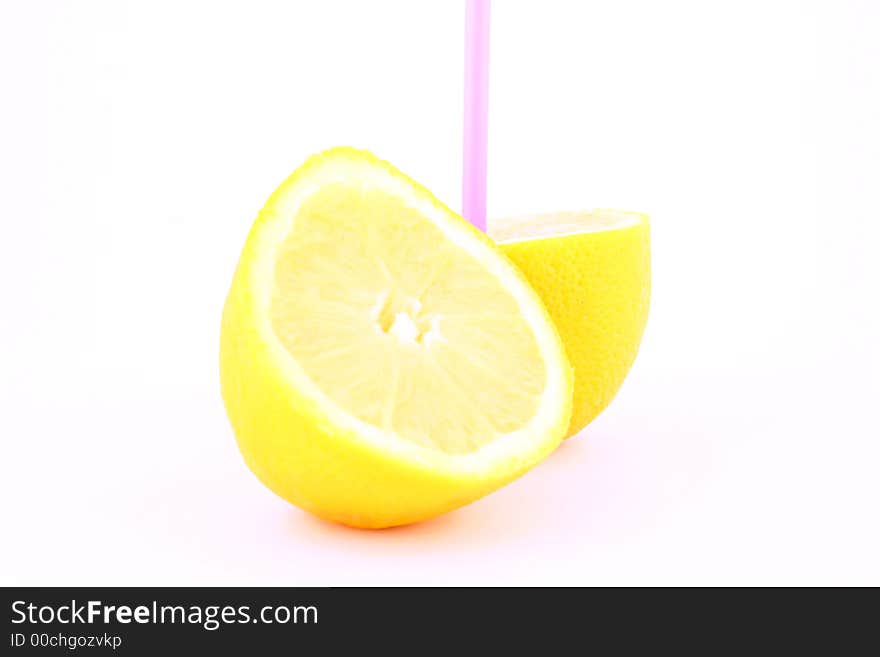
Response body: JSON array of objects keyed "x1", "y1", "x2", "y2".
[{"x1": 3, "y1": 587, "x2": 872, "y2": 652}]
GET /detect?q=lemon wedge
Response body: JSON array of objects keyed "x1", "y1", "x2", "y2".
[
  {"x1": 491, "y1": 210, "x2": 650, "y2": 438},
  {"x1": 221, "y1": 148, "x2": 572, "y2": 528}
]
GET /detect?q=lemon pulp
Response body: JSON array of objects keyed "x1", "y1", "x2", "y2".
[
  {"x1": 270, "y1": 184, "x2": 545, "y2": 455},
  {"x1": 491, "y1": 210, "x2": 642, "y2": 243}
]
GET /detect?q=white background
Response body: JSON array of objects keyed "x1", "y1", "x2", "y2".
[{"x1": 1, "y1": 0, "x2": 878, "y2": 585}]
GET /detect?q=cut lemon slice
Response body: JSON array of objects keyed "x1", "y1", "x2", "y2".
[
  {"x1": 221, "y1": 148, "x2": 572, "y2": 528},
  {"x1": 490, "y1": 210, "x2": 650, "y2": 438}
]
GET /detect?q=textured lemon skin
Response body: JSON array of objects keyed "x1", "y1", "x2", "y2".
[
  {"x1": 499, "y1": 215, "x2": 650, "y2": 438},
  {"x1": 220, "y1": 148, "x2": 572, "y2": 529}
]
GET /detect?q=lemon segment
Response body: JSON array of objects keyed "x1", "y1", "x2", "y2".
[
  {"x1": 221, "y1": 148, "x2": 573, "y2": 528},
  {"x1": 490, "y1": 210, "x2": 650, "y2": 438}
]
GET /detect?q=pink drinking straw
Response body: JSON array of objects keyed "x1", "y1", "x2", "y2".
[{"x1": 463, "y1": 0, "x2": 490, "y2": 232}]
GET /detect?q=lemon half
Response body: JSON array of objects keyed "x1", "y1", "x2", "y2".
[
  {"x1": 221, "y1": 148, "x2": 572, "y2": 528},
  {"x1": 491, "y1": 211, "x2": 651, "y2": 438}
]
